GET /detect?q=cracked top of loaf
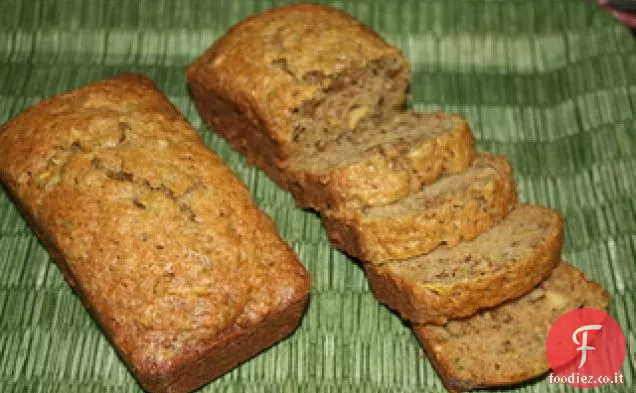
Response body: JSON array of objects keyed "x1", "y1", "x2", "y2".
[
  {"x1": 187, "y1": 3, "x2": 408, "y2": 158},
  {"x1": 0, "y1": 73, "x2": 310, "y2": 379}
]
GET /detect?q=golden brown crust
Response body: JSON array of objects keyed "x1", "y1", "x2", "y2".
[
  {"x1": 187, "y1": 3, "x2": 408, "y2": 164},
  {"x1": 412, "y1": 262, "x2": 610, "y2": 392},
  {"x1": 285, "y1": 114, "x2": 476, "y2": 210},
  {"x1": 137, "y1": 298, "x2": 307, "y2": 393},
  {"x1": 364, "y1": 205, "x2": 563, "y2": 324},
  {"x1": 187, "y1": 81, "x2": 291, "y2": 189},
  {"x1": 323, "y1": 153, "x2": 517, "y2": 263},
  {"x1": 0, "y1": 73, "x2": 310, "y2": 393}
]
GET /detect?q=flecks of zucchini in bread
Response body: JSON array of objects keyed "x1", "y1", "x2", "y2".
[{"x1": 288, "y1": 56, "x2": 408, "y2": 148}]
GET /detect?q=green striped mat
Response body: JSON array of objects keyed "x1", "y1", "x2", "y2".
[{"x1": 0, "y1": 0, "x2": 634, "y2": 392}]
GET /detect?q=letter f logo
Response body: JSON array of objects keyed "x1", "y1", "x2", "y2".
[{"x1": 572, "y1": 324, "x2": 602, "y2": 368}]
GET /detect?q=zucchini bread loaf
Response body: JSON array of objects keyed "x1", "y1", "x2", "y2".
[
  {"x1": 414, "y1": 262, "x2": 609, "y2": 392},
  {"x1": 0, "y1": 73, "x2": 310, "y2": 393},
  {"x1": 187, "y1": 3, "x2": 411, "y2": 200}
]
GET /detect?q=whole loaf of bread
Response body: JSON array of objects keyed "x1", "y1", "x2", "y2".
[{"x1": 0, "y1": 73, "x2": 310, "y2": 393}]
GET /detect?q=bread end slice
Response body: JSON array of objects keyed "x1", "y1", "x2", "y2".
[{"x1": 413, "y1": 262, "x2": 609, "y2": 392}]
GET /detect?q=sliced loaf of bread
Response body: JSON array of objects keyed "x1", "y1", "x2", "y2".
[
  {"x1": 187, "y1": 4, "x2": 410, "y2": 172},
  {"x1": 323, "y1": 153, "x2": 517, "y2": 263},
  {"x1": 413, "y1": 262, "x2": 609, "y2": 392},
  {"x1": 365, "y1": 204, "x2": 563, "y2": 324},
  {"x1": 284, "y1": 112, "x2": 476, "y2": 210}
]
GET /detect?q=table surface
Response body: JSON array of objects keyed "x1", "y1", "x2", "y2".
[{"x1": 0, "y1": 0, "x2": 634, "y2": 392}]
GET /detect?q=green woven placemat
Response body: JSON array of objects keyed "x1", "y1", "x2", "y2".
[{"x1": 0, "y1": 0, "x2": 634, "y2": 392}]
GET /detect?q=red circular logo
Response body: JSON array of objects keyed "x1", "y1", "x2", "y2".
[{"x1": 546, "y1": 308, "x2": 626, "y2": 388}]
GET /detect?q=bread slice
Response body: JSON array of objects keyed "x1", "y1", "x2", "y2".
[
  {"x1": 413, "y1": 262, "x2": 609, "y2": 393},
  {"x1": 365, "y1": 204, "x2": 563, "y2": 324},
  {"x1": 284, "y1": 112, "x2": 476, "y2": 210},
  {"x1": 323, "y1": 153, "x2": 517, "y2": 262},
  {"x1": 187, "y1": 4, "x2": 410, "y2": 175}
]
